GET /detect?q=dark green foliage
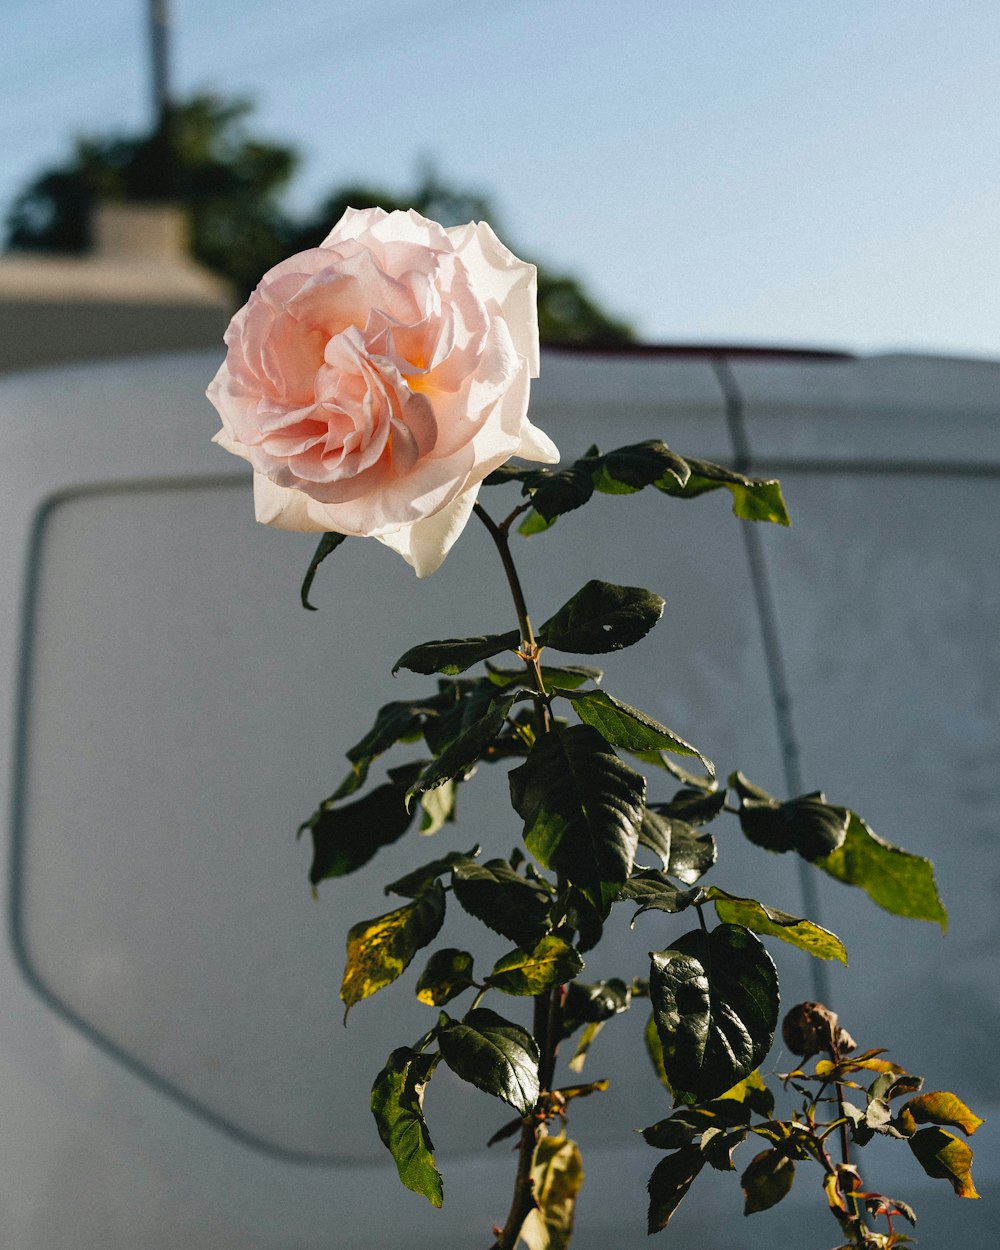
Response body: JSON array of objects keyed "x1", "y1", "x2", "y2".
[
  {"x1": 437, "y1": 1008, "x2": 540, "y2": 1115},
  {"x1": 510, "y1": 725, "x2": 646, "y2": 887},
  {"x1": 302, "y1": 762, "x2": 423, "y2": 886},
  {"x1": 394, "y1": 632, "x2": 522, "y2": 677},
  {"x1": 371, "y1": 1048, "x2": 443, "y2": 1205},
  {"x1": 539, "y1": 581, "x2": 665, "y2": 655},
  {"x1": 292, "y1": 432, "x2": 971, "y2": 1246},
  {"x1": 650, "y1": 925, "x2": 779, "y2": 1103},
  {"x1": 300, "y1": 532, "x2": 348, "y2": 609},
  {"x1": 730, "y1": 772, "x2": 850, "y2": 861},
  {"x1": 451, "y1": 859, "x2": 552, "y2": 949}
]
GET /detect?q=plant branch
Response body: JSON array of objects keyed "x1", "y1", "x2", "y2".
[{"x1": 474, "y1": 501, "x2": 552, "y2": 733}]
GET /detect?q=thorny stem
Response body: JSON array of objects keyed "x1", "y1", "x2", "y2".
[
  {"x1": 475, "y1": 501, "x2": 565, "y2": 1249},
  {"x1": 473, "y1": 502, "x2": 552, "y2": 733}
]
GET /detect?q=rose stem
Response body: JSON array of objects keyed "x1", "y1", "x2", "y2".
[{"x1": 474, "y1": 500, "x2": 562, "y2": 1249}]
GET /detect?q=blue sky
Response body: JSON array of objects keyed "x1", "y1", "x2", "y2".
[{"x1": 4, "y1": 0, "x2": 998, "y2": 357}]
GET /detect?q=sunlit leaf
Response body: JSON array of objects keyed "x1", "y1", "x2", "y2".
[
  {"x1": 438, "y1": 1007, "x2": 540, "y2": 1115},
  {"x1": 370, "y1": 1048, "x2": 442, "y2": 1205},
  {"x1": 415, "y1": 948, "x2": 475, "y2": 1006},
  {"x1": 419, "y1": 779, "x2": 457, "y2": 834},
  {"x1": 340, "y1": 883, "x2": 445, "y2": 1016},
  {"x1": 816, "y1": 812, "x2": 947, "y2": 930},
  {"x1": 487, "y1": 935, "x2": 584, "y2": 997},
  {"x1": 908, "y1": 1126, "x2": 979, "y2": 1198},
  {"x1": 897, "y1": 1091, "x2": 983, "y2": 1137},
  {"x1": 557, "y1": 687, "x2": 711, "y2": 771},
  {"x1": 644, "y1": 1012, "x2": 671, "y2": 1091},
  {"x1": 518, "y1": 1135, "x2": 584, "y2": 1250},
  {"x1": 657, "y1": 456, "x2": 790, "y2": 526},
  {"x1": 706, "y1": 887, "x2": 848, "y2": 963}
]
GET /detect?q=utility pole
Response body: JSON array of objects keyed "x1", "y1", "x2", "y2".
[
  {"x1": 149, "y1": 0, "x2": 171, "y2": 135},
  {"x1": 148, "y1": 0, "x2": 174, "y2": 197}
]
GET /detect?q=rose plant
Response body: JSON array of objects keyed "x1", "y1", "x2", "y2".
[{"x1": 211, "y1": 211, "x2": 981, "y2": 1248}]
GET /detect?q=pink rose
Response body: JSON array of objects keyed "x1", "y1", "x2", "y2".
[{"x1": 207, "y1": 207, "x2": 558, "y2": 576}]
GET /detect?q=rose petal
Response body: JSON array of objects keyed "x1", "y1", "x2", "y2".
[{"x1": 376, "y1": 488, "x2": 479, "y2": 577}]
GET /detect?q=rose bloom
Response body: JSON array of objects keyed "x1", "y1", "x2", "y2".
[{"x1": 208, "y1": 207, "x2": 558, "y2": 575}]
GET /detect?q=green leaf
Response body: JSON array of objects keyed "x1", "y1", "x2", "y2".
[
  {"x1": 650, "y1": 924, "x2": 779, "y2": 1103},
  {"x1": 370, "y1": 1048, "x2": 443, "y2": 1206},
  {"x1": 409, "y1": 693, "x2": 520, "y2": 798},
  {"x1": 519, "y1": 1135, "x2": 584, "y2": 1250},
  {"x1": 898, "y1": 1092, "x2": 983, "y2": 1137},
  {"x1": 658, "y1": 456, "x2": 790, "y2": 526},
  {"x1": 419, "y1": 779, "x2": 457, "y2": 834},
  {"x1": 645, "y1": 1012, "x2": 671, "y2": 1091},
  {"x1": 509, "y1": 725, "x2": 646, "y2": 886},
  {"x1": 719, "y1": 1069, "x2": 775, "y2": 1118},
  {"x1": 620, "y1": 871, "x2": 700, "y2": 923},
  {"x1": 452, "y1": 858, "x2": 552, "y2": 949},
  {"x1": 539, "y1": 580, "x2": 665, "y2": 655},
  {"x1": 518, "y1": 508, "x2": 555, "y2": 536},
  {"x1": 637, "y1": 808, "x2": 672, "y2": 868},
  {"x1": 595, "y1": 440, "x2": 690, "y2": 494},
  {"x1": 666, "y1": 823, "x2": 718, "y2": 885},
  {"x1": 393, "y1": 631, "x2": 521, "y2": 676},
  {"x1": 415, "y1": 948, "x2": 475, "y2": 1006},
  {"x1": 340, "y1": 882, "x2": 446, "y2": 1017},
  {"x1": 487, "y1": 935, "x2": 584, "y2": 997},
  {"x1": 706, "y1": 887, "x2": 848, "y2": 964},
  {"x1": 654, "y1": 787, "x2": 727, "y2": 826},
  {"x1": 741, "y1": 1149, "x2": 796, "y2": 1214},
  {"x1": 346, "y1": 699, "x2": 434, "y2": 769},
  {"x1": 438, "y1": 1007, "x2": 540, "y2": 1115},
  {"x1": 647, "y1": 1146, "x2": 706, "y2": 1232},
  {"x1": 816, "y1": 812, "x2": 947, "y2": 930},
  {"x1": 486, "y1": 661, "x2": 602, "y2": 691},
  {"x1": 384, "y1": 848, "x2": 479, "y2": 898},
  {"x1": 303, "y1": 768, "x2": 422, "y2": 886},
  {"x1": 559, "y1": 978, "x2": 631, "y2": 1040},
  {"x1": 529, "y1": 457, "x2": 597, "y2": 521},
  {"x1": 557, "y1": 688, "x2": 711, "y2": 772},
  {"x1": 300, "y1": 531, "x2": 348, "y2": 610},
  {"x1": 482, "y1": 463, "x2": 550, "y2": 487},
  {"x1": 908, "y1": 1127, "x2": 979, "y2": 1198},
  {"x1": 730, "y1": 772, "x2": 849, "y2": 861}
]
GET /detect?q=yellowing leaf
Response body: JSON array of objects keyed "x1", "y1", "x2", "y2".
[
  {"x1": 518, "y1": 1136, "x2": 584, "y2": 1250},
  {"x1": 898, "y1": 1091, "x2": 983, "y2": 1137},
  {"x1": 340, "y1": 883, "x2": 445, "y2": 1016},
  {"x1": 908, "y1": 1127, "x2": 979, "y2": 1198},
  {"x1": 707, "y1": 887, "x2": 848, "y2": 964}
]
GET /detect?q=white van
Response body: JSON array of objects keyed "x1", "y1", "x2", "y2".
[{"x1": 0, "y1": 346, "x2": 995, "y2": 1248}]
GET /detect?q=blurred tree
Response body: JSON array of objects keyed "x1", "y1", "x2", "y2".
[
  {"x1": 5, "y1": 94, "x2": 296, "y2": 299},
  {"x1": 293, "y1": 170, "x2": 635, "y2": 347},
  {"x1": 5, "y1": 96, "x2": 634, "y2": 345}
]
